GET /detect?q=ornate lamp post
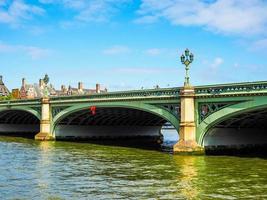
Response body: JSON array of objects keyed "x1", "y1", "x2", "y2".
[
  {"x1": 35, "y1": 73, "x2": 54, "y2": 141},
  {"x1": 174, "y1": 49, "x2": 203, "y2": 154},
  {"x1": 43, "y1": 74, "x2": 50, "y2": 98},
  {"x1": 180, "y1": 48, "x2": 194, "y2": 86}
]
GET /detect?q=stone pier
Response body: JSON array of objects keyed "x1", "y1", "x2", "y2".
[
  {"x1": 173, "y1": 86, "x2": 204, "y2": 154},
  {"x1": 35, "y1": 98, "x2": 54, "y2": 141}
]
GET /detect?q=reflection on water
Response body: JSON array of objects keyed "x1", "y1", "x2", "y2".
[
  {"x1": 177, "y1": 156, "x2": 199, "y2": 199},
  {"x1": 0, "y1": 136, "x2": 266, "y2": 199}
]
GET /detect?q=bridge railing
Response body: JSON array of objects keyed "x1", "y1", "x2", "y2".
[
  {"x1": 195, "y1": 81, "x2": 267, "y2": 96},
  {"x1": 49, "y1": 87, "x2": 181, "y2": 101},
  {"x1": 0, "y1": 81, "x2": 267, "y2": 104},
  {"x1": 0, "y1": 98, "x2": 41, "y2": 105}
]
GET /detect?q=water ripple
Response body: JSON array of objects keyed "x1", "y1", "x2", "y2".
[{"x1": 0, "y1": 137, "x2": 266, "y2": 199}]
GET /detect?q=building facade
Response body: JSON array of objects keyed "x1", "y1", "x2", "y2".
[
  {"x1": 0, "y1": 76, "x2": 10, "y2": 97},
  {"x1": 57, "y1": 83, "x2": 107, "y2": 96},
  {"x1": 18, "y1": 76, "x2": 107, "y2": 99},
  {"x1": 20, "y1": 77, "x2": 57, "y2": 99}
]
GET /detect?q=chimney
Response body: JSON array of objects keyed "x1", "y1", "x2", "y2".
[
  {"x1": 61, "y1": 85, "x2": 66, "y2": 91},
  {"x1": 96, "y1": 83, "x2": 100, "y2": 93},
  {"x1": 67, "y1": 85, "x2": 72, "y2": 95},
  {"x1": 22, "y1": 78, "x2": 26, "y2": 88},
  {"x1": 39, "y1": 79, "x2": 44, "y2": 88},
  {"x1": 0, "y1": 75, "x2": 3, "y2": 85},
  {"x1": 78, "y1": 82, "x2": 83, "y2": 90}
]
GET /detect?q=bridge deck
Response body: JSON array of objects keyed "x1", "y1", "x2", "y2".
[{"x1": 0, "y1": 80, "x2": 266, "y2": 105}]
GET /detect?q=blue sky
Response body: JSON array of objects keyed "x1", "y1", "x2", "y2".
[{"x1": 0, "y1": 0, "x2": 267, "y2": 91}]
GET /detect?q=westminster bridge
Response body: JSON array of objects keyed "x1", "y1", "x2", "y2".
[{"x1": 0, "y1": 81, "x2": 267, "y2": 154}]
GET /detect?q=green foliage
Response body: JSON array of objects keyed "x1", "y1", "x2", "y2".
[{"x1": 0, "y1": 94, "x2": 14, "y2": 101}]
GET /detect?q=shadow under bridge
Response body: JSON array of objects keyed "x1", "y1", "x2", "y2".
[
  {"x1": 203, "y1": 108, "x2": 267, "y2": 155},
  {"x1": 0, "y1": 109, "x2": 40, "y2": 138},
  {"x1": 53, "y1": 106, "x2": 174, "y2": 147}
]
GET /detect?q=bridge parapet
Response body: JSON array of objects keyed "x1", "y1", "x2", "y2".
[
  {"x1": 195, "y1": 81, "x2": 267, "y2": 97},
  {"x1": 0, "y1": 98, "x2": 41, "y2": 105},
  {"x1": 49, "y1": 87, "x2": 181, "y2": 102},
  {"x1": 0, "y1": 98, "x2": 41, "y2": 106},
  {"x1": 1, "y1": 81, "x2": 266, "y2": 104}
]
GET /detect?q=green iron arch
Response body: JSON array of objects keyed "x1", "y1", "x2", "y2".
[
  {"x1": 52, "y1": 102, "x2": 179, "y2": 134},
  {"x1": 197, "y1": 96, "x2": 267, "y2": 145},
  {"x1": 0, "y1": 107, "x2": 41, "y2": 121}
]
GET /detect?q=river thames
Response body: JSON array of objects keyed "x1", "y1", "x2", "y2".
[{"x1": 0, "y1": 134, "x2": 266, "y2": 200}]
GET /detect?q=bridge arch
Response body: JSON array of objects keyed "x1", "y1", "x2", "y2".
[
  {"x1": 0, "y1": 107, "x2": 41, "y2": 138},
  {"x1": 0, "y1": 107, "x2": 41, "y2": 120},
  {"x1": 197, "y1": 96, "x2": 267, "y2": 146},
  {"x1": 52, "y1": 102, "x2": 179, "y2": 144}
]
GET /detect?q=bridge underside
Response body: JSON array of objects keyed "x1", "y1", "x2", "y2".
[
  {"x1": 0, "y1": 110, "x2": 39, "y2": 138},
  {"x1": 204, "y1": 109, "x2": 267, "y2": 154},
  {"x1": 54, "y1": 107, "x2": 168, "y2": 146}
]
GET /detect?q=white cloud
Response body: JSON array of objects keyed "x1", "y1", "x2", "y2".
[
  {"x1": 115, "y1": 67, "x2": 161, "y2": 74},
  {"x1": 144, "y1": 48, "x2": 162, "y2": 56},
  {"x1": 75, "y1": 2, "x2": 110, "y2": 22},
  {"x1": 233, "y1": 63, "x2": 240, "y2": 68},
  {"x1": 210, "y1": 57, "x2": 224, "y2": 69},
  {"x1": 39, "y1": 0, "x2": 131, "y2": 23},
  {"x1": 193, "y1": 57, "x2": 227, "y2": 83},
  {"x1": 251, "y1": 38, "x2": 267, "y2": 50},
  {"x1": 0, "y1": 0, "x2": 45, "y2": 26},
  {"x1": 23, "y1": 46, "x2": 50, "y2": 59},
  {"x1": 108, "y1": 82, "x2": 136, "y2": 91},
  {"x1": 0, "y1": 42, "x2": 51, "y2": 59},
  {"x1": 38, "y1": 0, "x2": 57, "y2": 4},
  {"x1": 134, "y1": 15, "x2": 158, "y2": 24},
  {"x1": 113, "y1": 67, "x2": 181, "y2": 75},
  {"x1": 28, "y1": 26, "x2": 46, "y2": 35},
  {"x1": 137, "y1": 0, "x2": 267, "y2": 36},
  {"x1": 63, "y1": 0, "x2": 86, "y2": 10},
  {"x1": 0, "y1": 43, "x2": 14, "y2": 52},
  {"x1": 102, "y1": 45, "x2": 130, "y2": 55}
]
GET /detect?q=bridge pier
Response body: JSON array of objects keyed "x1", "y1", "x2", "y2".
[
  {"x1": 173, "y1": 86, "x2": 204, "y2": 154},
  {"x1": 35, "y1": 98, "x2": 54, "y2": 141}
]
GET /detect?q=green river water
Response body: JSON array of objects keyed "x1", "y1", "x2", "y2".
[{"x1": 0, "y1": 136, "x2": 266, "y2": 200}]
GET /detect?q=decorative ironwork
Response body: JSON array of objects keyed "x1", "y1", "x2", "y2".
[
  {"x1": 199, "y1": 102, "x2": 237, "y2": 122},
  {"x1": 43, "y1": 74, "x2": 49, "y2": 85},
  {"x1": 49, "y1": 88, "x2": 181, "y2": 102},
  {"x1": 180, "y1": 48, "x2": 194, "y2": 86},
  {"x1": 0, "y1": 98, "x2": 39, "y2": 104},
  {"x1": 160, "y1": 104, "x2": 180, "y2": 119},
  {"x1": 43, "y1": 74, "x2": 50, "y2": 98},
  {"x1": 52, "y1": 106, "x2": 70, "y2": 118},
  {"x1": 196, "y1": 82, "x2": 267, "y2": 95},
  {"x1": 30, "y1": 106, "x2": 41, "y2": 115}
]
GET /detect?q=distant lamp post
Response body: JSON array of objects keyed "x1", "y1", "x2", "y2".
[
  {"x1": 180, "y1": 48, "x2": 194, "y2": 86},
  {"x1": 43, "y1": 74, "x2": 50, "y2": 98}
]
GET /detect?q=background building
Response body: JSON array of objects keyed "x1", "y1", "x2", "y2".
[
  {"x1": 57, "y1": 83, "x2": 107, "y2": 96},
  {"x1": 12, "y1": 89, "x2": 20, "y2": 99},
  {"x1": 0, "y1": 76, "x2": 10, "y2": 97},
  {"x1": 18, "y1": 76, "x2": 107, "y2": 99},
  {"x1": 20, "y1": 77, "x2": 57, "y2": 99}
]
